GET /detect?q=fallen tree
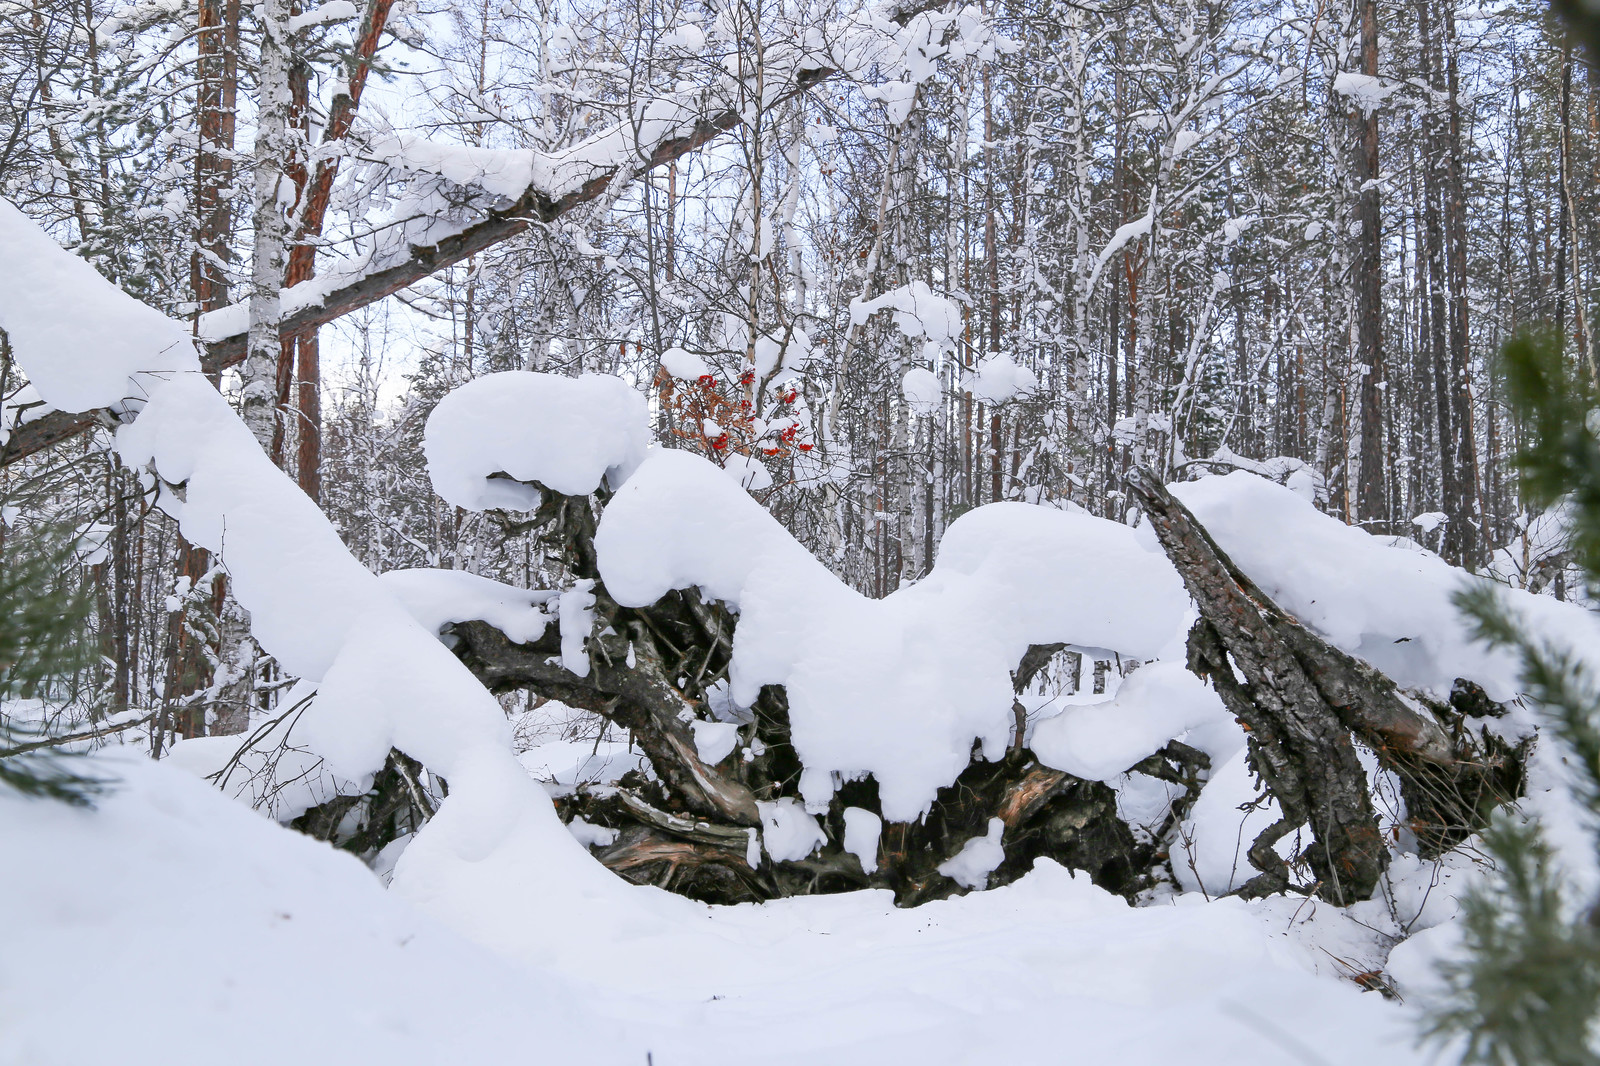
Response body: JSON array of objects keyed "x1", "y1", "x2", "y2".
[
  {"x1": 439, "y1": 482, "x2": 1166, "y2": 906},
  {"x1": 1124, "y1": 466, "x2": 1526, "y2": 903},
  {"x1": 287, "y1": 466, "x2": 1525, "y2": 911},
  {"x1": 273, "y1": 368, "x2": 1526, "y2": 909}
]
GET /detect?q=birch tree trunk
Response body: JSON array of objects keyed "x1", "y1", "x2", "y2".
[{"x1": 244, "y1": 0, "x2": 294, "y2": 449}]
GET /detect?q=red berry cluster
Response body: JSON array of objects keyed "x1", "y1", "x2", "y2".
[{"x1": 655, "y1": 359, "x2": 813, "y2": 469}]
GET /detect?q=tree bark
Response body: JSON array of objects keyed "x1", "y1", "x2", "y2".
[
  {"x1": 1352, "y1": 0, "x2": 1387, "y2": 533},
  {"x1": 1125, "y1": 466, "x2": 1524, "y2": 897}
]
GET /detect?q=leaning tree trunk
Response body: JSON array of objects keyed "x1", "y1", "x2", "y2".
[{"x1": 1124, "y1": 467, "x2": 1525, "y2": 903}]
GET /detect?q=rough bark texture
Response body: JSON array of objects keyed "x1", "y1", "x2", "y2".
[{"x1": 1126, "y1": 466, "x2": 1524, "y2": 901}]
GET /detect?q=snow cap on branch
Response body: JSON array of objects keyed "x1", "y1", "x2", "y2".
[
  {"x1": 0, "y1": 199, "x2": 200, "y2": 413},
  {"x1": 424, "y1": 371, "x2": 650, "y2": 509}
]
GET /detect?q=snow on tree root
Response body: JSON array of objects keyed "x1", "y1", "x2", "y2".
[{"x1": 596, "y1": 447, "x2": 1190, "y2": 822}]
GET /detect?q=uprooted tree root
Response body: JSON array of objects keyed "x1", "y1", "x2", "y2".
[{"x1": 290, "y1": 475, "x2": 1526, "y2": 908}]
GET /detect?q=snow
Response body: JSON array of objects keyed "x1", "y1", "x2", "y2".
[
  {"x1": 722, "y1": 452, "x2": 774, "y2": 492},
  {"x1": 116, "y1": 374, "x2": 397, "y2": 680},
  {"x1": 8, "y1": 753, "x2": 1440, "y2": 1065},
  {"x1": 0, "y1": 753, "x2": 629, "y2": 1066},
  {"x1": 842, "y1": 806, "x2": 882, "y2": 874},
  {"x1": 1411, "y1": 511, "x2": 1447, "y2": 534},
  {"x1": 849, "y1": 280, "x2": 962, "y2": 356},
  {"x1": 1171, "y1": 745, "x2": 1289, "y2": 896},
  {"x1": 691, "y1": 719, "x2": 741, "y2": 764},
  {"x1": 1096, "y1": 210, "x2": 1153, "y2": 271},
  {"x1": 5, "y1": 208, "x2": 654, "y2": 990},
  {"x1": 517, "y1": 739, "x2": 645, "y2": 788},
  {"x1": 1031, "y1": 661, "x2": 1238, "y2": 782},
  {"x1": 660, "y1": 345, "x2": 712, "y2": 381},
  {"x1": 367, "y1": 132, "x2": 539, "y2": 201},
  {"x1": 1171, "y1": 470, "x2": 1600, "y2": 699},
  {"x1": 380, "y1": 567, "x2": 555, "y2": 644},
  {"x1": 286, "y1": 0, "x2": 357, "y2": 32},
  {"x1": 967, "y1": 354, "x2": 1039, "y2": 404},
  {"x1": 1332, "y1": 72, "x2": 1399, "y2": 115},
  {"x1": 556, "y1": 578, "x2": 597, "y2": 677},
  {"x1": 423, "y1": 371, "x2": 650, "y2": 508},
  {"x1": 597, "y1": 448, "x2": 1188, "y2": 820},
  {"x1": 568, "y1": 815, "x2": 620, "y2": 848},
  {"x1": 758, "y1": 796, "x2": 828, "y2": 861},
  {"x1": 3, "y1": 183, "x2": 1490, "y2": 1066},
  {"x1": 1487, "y1": 504, "x2": 1574, "y2": 588},
  {"x1": 937, "y1": 817, "x2": 1006, "y2": 889},
  {"x1": 902, "y1": 365, "x2": 941, "y2": 416},
  {"x1": 0, "y1": 198, "x2": 200, "y2": 412}
]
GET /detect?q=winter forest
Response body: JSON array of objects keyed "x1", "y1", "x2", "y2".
[{"x1": 6, "y1": 0, "x2": 1600, "y2": 1056}]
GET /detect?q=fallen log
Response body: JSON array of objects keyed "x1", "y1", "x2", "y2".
[{"x1": 1125, "y1": 466, "x2": 1524, "y2": 900}]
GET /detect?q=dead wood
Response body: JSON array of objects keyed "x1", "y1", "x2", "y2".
[{"x1": 1125, "y1": 466, "x2": 1525, "y2": 899}]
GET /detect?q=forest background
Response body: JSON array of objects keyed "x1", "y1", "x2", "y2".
[{"x1": 0, "y1": 0, "x2": 1592, "y2": 740}]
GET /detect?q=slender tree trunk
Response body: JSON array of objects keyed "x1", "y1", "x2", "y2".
[
  {"x1": 1352, "y1": 0, "x2": 1387, "y2": 532},
  {"x1": 244, "y1": 0, "x2": 293, "y2": 448}
]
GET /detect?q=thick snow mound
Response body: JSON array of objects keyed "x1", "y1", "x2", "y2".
[
  {"x1": 4, "y1": 757, "x2": 1436, "y2": 1066},
  {"x1": 1032, "y1": 661, "x2": 1232, "y2": 781},
  {"x1": 0, "y1": 199, "x2": 199, "y2": 412},
  {"x1": 0, "y1": 754, "x2": 634, "y2": 1066},
  {"x1": 1174, "y1": 470, "x2": 1600, "y2": 699},
  {"x1": 424, "y1": 371, "x2": 650, "y2": 508},
  {"x1": 597, "y1": 451, "x2": 1188, "y2": 820}
]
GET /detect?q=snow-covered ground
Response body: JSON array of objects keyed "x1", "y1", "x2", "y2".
[{"x1": 4, "y1": 748, "x2": 1452, "y2": 1066}]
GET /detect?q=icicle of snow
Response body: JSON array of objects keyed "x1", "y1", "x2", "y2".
[
  {"x1": 842, "y1": 807, "x2": 882, "y2": 874},
  {"x1": 557, "y1": 579, "x2": 596, "y2": 678}
]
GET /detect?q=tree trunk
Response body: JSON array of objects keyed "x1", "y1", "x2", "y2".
[
  {"x1": 1352, "y1": 0, "x2": 1387, "y2": 533},
  {"x1": 1125, "y1": 466, "x2": 1525, "y2": 899}
]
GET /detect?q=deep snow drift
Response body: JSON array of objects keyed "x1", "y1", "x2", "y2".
[{"x1": 5, "y1": 750, "x2": 1441, "y2": 1066}]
